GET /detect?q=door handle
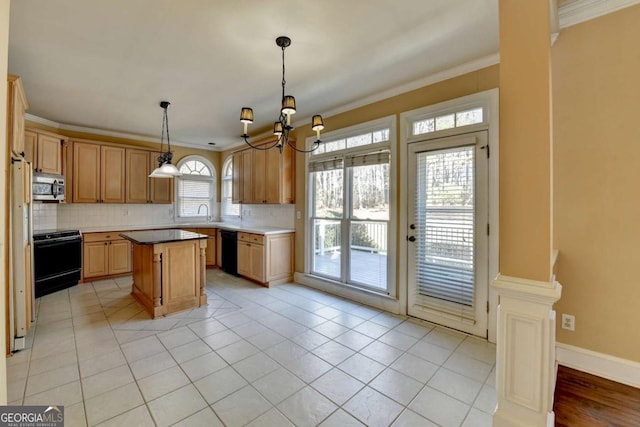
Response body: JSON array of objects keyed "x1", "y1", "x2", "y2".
[
  {"x1": 407, "y1": 236, "x2": 416, "y2": 242},
  {"x1": 409, "y1": 224, "x2": 416, "y2": 230}
]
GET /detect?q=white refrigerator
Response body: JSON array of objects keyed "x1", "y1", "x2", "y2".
[{"x1": 10, "y1": 159, "x2": 34, "y2": 352}]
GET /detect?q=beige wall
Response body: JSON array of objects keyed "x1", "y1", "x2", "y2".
[
  {"x1": 498, "y1": 0, "x2": 553, "y2": 282},
  {"x1": 292, "y1": 66, "x2": 499, "y2": 274},
  {"x1": 25, "y1": 122, "x2": 222, "y2": 201},
  {"x1": 553, "y1": 5, "x2": 640, "y2": 361},
  {"x1": 0, "y1": 0, "x2": 10, "y2": 405}
]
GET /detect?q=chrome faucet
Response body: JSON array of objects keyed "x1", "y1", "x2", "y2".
[{"x1": 197, "y1": 204, "x2": 211, "y2": 222}]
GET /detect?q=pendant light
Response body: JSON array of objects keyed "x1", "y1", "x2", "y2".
[
  {"x1": 149, "y1": 101, "x2": 182, "y2": 178},
  {"x1": 240, "y1": 36, "x2": 325, "y2": 153}
]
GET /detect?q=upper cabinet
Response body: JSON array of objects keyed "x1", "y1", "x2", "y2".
[
  {"x1": 25, "y1": 129, "x2": 65, "y2": 175},
  {"x1": 72, "y1": 141, "x2": 125, "y2": 203},
  {"x1": 7, "y1": 75, "x2": 28, "y2": 159},
  {"x1": 148, "y1": 152, "x2": 173, "y2": 204},
  {"x1": 232, "y1": 138, "x2": 295, "y2": 204},
  {"x1": 125, "y1": 149, "x2": 173, "y2": 204},
  {"x1": 71, "y1": 140, "x2": 173, "y2": 204}
]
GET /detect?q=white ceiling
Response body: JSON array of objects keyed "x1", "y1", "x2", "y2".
[{"x1": 8, "y1": 0, "x2": 499, "y2": 151}]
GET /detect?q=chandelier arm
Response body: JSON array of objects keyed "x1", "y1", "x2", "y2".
[
  {"x1": 241, "y1": 135, "x2": 282, "y2": 151},
  {"x1": 285, "y1": 139, "x2": 321, "y2": 154}
]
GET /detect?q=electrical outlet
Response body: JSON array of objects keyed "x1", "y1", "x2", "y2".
[
  {"x1": 561, "y1": 314, "x2": 575, "y2": 331},
  {"x1": 296, "y1": 211, "x2": 301, "y2": 219}
]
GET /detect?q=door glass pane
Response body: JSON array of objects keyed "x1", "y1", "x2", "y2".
[
  {"x1": 313, "y1": 219, "x2": 341, "y2": 279},
  {"x1": 350, "y1": 221, "x2": 387, "y2": 289},
  {"x1": 415, "y1": 146, "x2": 475, "y2": 306},
  {"x1": 313, "y1": 170, "x2": 343, "y2": 218}
]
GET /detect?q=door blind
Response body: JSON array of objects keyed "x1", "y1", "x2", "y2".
[{"x1": 414, "y1": 146, "x2": 476, "y2": 317}]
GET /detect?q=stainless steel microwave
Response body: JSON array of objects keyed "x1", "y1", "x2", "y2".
[{"x1": 32, "y1": 173, "x2": 65, "y2": 202}]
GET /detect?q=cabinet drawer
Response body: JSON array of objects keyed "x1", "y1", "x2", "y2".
[
  {"x1": 238, "y1": 232, "x2": 264, "y2": 245},
  {"x1": 83, "y1": 231, "x2": 126, "y2": 242}
]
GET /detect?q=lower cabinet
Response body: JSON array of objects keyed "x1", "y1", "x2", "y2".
[
  {"x1": 83, "y1": 232, "x2": 132, "y2": 279},
  {"x1": 237, "y1": 232, "x2": 293, "y2": 286},
  {"x1": 182, "y1": 228, "x2": 217, "y2": 267}
]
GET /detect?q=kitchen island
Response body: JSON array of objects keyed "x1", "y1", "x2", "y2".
[{"x1": 120, "y1": 229, "x2": 208, "y2": 318}]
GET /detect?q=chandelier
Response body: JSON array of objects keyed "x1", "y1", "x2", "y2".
[
  {"x1": 149, "y1": 101, "x2": 182, "y2": 178},
  {"x1": 240, "y1": 36, "x2": 325, "y2": 153}
]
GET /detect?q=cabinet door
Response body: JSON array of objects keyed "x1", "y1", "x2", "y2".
[
  {"x1": 249, "y1": 243, "x2": 265, "y2": 282},
  {"x1": 206, "y1": 235, "x2": 216, "y2": 266},
  {"x1": 149, "y1": 152, "x2": 173, "y2": 203},
  {"x1": 241, "y1": 150, "x2": 253, "y2": 204},
  {"x1": 253, "y1": 148, "x2": 267, "y2": 203},
  {"x1": 24, "y1": 130, "x2": 37, "y2": 166},
  {"x1": 216, "y1": 229, "x2": 222, "y2": 267},
  {"x1": 109, "y1": 240, "x2": 132, "y2": 275},
  {"x1": 83, "y1": 242, "x2": 109, "y2": 278},
  {"x1": 232, "y1": 152, "x2": 242, "y2": 204},
  {"x1": 101, "y1": 145, "x2": 125, "y2": 203},
  {"x1": 73, "y1": 142, "x2": 101, "y2": 203},
  {"x1": 126, "y1": 149, "x2": 150, "y2": 203},
  {"x1": 237, "y1": 241, "x2": 251, "y2": 277},
  {"x1": 37, "y1": 134, "x2": 63, "y2": 175},
  {"x1": 8, "y1": 76, "x2": 27, "y2": 158},
  {"x1": 265, "y1": 233, "x2": 294, "y2": 281},
  {"x1": 265, "y1": 147, "x2": 281, "y2": 203}
]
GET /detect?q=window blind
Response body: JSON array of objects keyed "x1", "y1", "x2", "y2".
[
  {"x1": 345, "y1": 150, "x2": 390, "y2": 168},
  {"x1": 414, "y1": 146, "x2": 476, "y2": 321},
  {"x1": 178, "y1": 178, "x2": 212, "y2": 217},
  {"x1": 309, "y1": 157, "x2": 344, "y2": 173}
]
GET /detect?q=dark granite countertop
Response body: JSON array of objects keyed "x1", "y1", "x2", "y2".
[{"x1": 120, "y1": 229, "x2": 208, "y2": 245}]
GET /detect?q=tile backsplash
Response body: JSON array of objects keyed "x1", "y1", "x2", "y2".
[{"x1": 33, "y1": 202, "x2": 294, "y2": 231}]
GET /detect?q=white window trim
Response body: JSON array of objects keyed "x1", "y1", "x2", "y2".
[
  {"x1": 173, "y1": 155, "x2": 217, "y2": 224},
  {"x1": 304, "y1": 115, "x2": 397, "y2": 298},
  {"x1": 399, "y1": 88, "x2": 499, "y2": 342},
  {"x1": 221, "y1": 156, "x2": 240, "y2": 220}
]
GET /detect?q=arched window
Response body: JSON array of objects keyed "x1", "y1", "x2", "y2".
[
  {"x1": 175, "y1": 156, "x2": 216, "y2": 221},
  {"x1": 221, "y1": 156, "x2": 239, "y2": 218}
]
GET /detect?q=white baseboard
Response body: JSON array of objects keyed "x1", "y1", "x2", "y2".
[{"x1": 556, "y1": 342, "x2": 640, "y2": 388}]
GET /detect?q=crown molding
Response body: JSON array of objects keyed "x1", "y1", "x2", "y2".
[
  {"x1": 24, "y1": 113, "x2": 219, "y2": 152},
  {"x1": 321, "y1": 53, "x2": 500, "y2": 121},
  {"x1": 559, "y1": 0, "x2": 640, "y2": 28}
]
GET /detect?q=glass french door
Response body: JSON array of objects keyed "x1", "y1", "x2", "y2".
[{"x1": 407, "y1": 131, "x2": 489, "y2": 337}]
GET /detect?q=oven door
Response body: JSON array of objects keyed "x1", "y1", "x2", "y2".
[{"x1": 33, "y1": 238, "x2": 81, "y2": 280}]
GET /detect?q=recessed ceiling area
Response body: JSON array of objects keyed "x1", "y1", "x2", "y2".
[{"x1": 8, "y1": 0, "x2": 499, "y2": 151}]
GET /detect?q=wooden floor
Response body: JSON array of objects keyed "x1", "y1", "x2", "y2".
[{"x1": 554, "y1": 365, "x2": 640, "y2": 426}]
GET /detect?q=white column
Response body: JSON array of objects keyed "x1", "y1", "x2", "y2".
[{"x1": 492, "y1": 275, "x2": 562, "y2": 427}]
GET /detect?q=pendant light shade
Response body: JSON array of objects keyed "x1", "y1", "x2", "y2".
[{"x1": 149, "y1": 101, "x2": 182, "y2": 178}]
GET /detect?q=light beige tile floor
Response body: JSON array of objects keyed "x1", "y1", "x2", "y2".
[{"x1": 7, "y1": 270, "x2": 497, "y2": 426}]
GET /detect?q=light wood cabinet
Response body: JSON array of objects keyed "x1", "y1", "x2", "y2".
[
  {"x1": 72, "y1": 142, "x2": 101, "y2": 203},
  {"x1": 241, "y1": 149, "x2": 253, "y2": 203},
  {"x1": 83, "y1": 232, "x2": 131, "y2": 279},
  {"x1": 148, "y1": 152, "x2": 173, "y2": 204},
  {"x1": 73, "y1": 142, "x2": 125, "y2": 203},
  {"x1": 237, "y1": 232, "x2": 293, "y2": 286},
  {"x1": 7, "y1": 75, "x2": 28, "y2": 158},
  {"x1": 197, "y1": 229, "x2": 217, "y2": 267},
  {"x1": 231, "y1": 151, "x2": 242, "y2": 204},
  {"x1": 232, "y1": 139, "x2": 295, "y2": 204},
  {"x1": 101, "y1": 145, "x2": 126, "y2": 203},
  {"x1": 216, "y1": 229, "x2": 222, "y2": 267},
  {"x1": 184, "y1": 228, "x2": 217, "y2": 267},
  {"x1": 25, "y1": 129, "x2": 65, "y2": 175},
  {"x1": 126, "y1": 149, "x2": 150, "y2": 203}
]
